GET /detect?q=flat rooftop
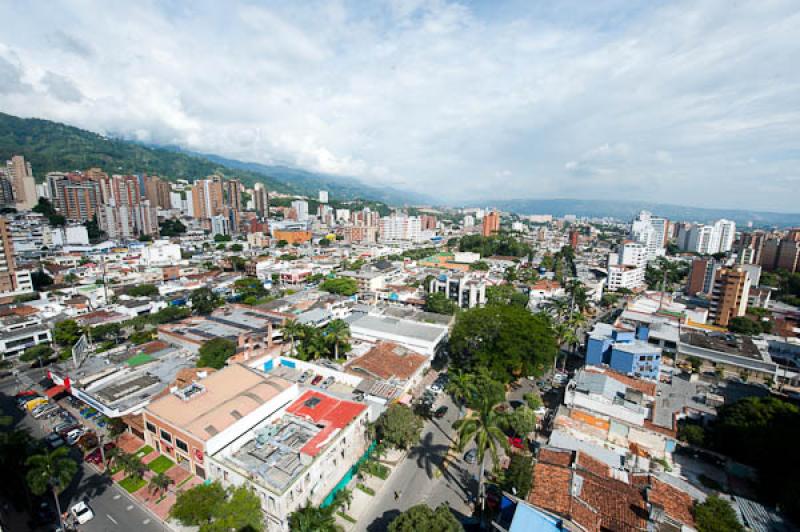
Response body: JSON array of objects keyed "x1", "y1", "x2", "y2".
[
  {"x1": 219, "y1": 390, "x2": 366, "y2": 493},
  {"x1": 146, "y1": 364, "x2": 294, "y2": 441},
  {"x1": 681, "y1": 331, "x2": 762, "y2": 360},
  {"x1": 347, "y1": 314, "x2": 447, "y2": 343}
]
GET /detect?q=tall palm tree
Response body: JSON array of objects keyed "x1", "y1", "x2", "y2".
[
  {"x1": 544, "y1": 296, "x2": 571, "y2": 323},
  {"x1": 105, "y1": 446, "x2": 124, "y2": 470},
  {"x1": 454, "y1": 393, "x2": 510, "y2": 512},
  {"x1": 333, "y1": 487, "x2": 353, "y2": 512},
  {"x1": 288, "y1": 503, "x2": 340, "y2": 532},
  {"x1": 122, "y1": 453, "x2": 146, "y2": 479},
  {"x1": 325, "y1": 320, "x2": 351, "y2": 360},
  {"x1": 26, "y1": 447, "x2": 78, "y2": 529},
  {"x1": 148, "y1": 472, "x2": 174, "y2": 496},
  {"x1": 446, "y1": 371, "x2": 476, "y2": 413},
  {"x1": 282, "y1": 319, "x2": 303, "y2": 357}
]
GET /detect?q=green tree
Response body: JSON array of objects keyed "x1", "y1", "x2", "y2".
[
  {"x1": 469, "y1": 261, "x2": 489, "y2": 271},
  {"x1": 375, "y1": 404, "x2": 423, "y2": 450},
  {"x1": 288, "y1": 503, "x2": 338, "y2": 532},
  {"x1": 282, "y1": 319, "x2": 303, "y2": 357},
  {"x1": 325, "y1": 319, "x2": 351, "y2": 359},
  {"x1": 84, "y1": 215, "x2": 105, "y2": 241},
  {"x1": 449, "y1": 305, "x2": 557, "y2": 382},
  {"x1": 486, "y1": 284, "x2": 529, "y2": 308},
  {"x1": 197, "y1": 338, "x2": 237, "y2": 369},
  {"x1": 523, "y1": 392, "x2": 542, "y2": 410},
  {"x1": 505, "y1": 406, "x2": 537, "y2": 437},
  {"x1": 388, "y1": 504, "x2": 463, "y2": 532},
  {"x1": 693, "y1": 496, "x2": 744, "y2": 532},
  {"x1": 728, "y1": 317, "x2": 763, "y2": 336},
  {"x1": 170, "y1": 482, "x2": 227, "y2": 527},
  {"x1": 122, "y1": 453, "x2": 146, "y2": 479},
  {"x1": 319, "y1": 277, "x2": 358, "y2": 296},
  {"x1": 130, "y1": 330, "x2": 155, "y2": 344},
  {"x1": 454, "y1": 393, "x2": 509, "y2": 511},
  {"x1": 53, "y1": 319, "x2": 82, "y2": 346},
  {"x1": 191, "y1": 287, "x2": 222, "y2": 314},
  {"x1": 160, "y1": 218, "x2": 187, "y2": 236},
  {"x1": 424, "y1": 292, "x2": 457, "y2": 315},
  {"x1": 26, "y1": 447, "x2": 78, "y2": 529},
  {"x1": 211, "y1": 486, "x2": 264, "y2": 532},
  {"x1": 20, "y1": 344, "x2": 53, "y2": 367},
  {"x1": 148, "y1": 472, "x2": 174, "y2": 496},
  {"x1": 501, "y1": 453, "x2": 533, "y2": 498},
  {"x1": 230, "y1": 243, "x2": 244, "y2": 252},
  {"x1": 447, "y1": 370, "x2": 477, "y2": 412},
  {"x1": 31, "y1": 269, "x2": 54, "y2": 291},
  {"x1": 678, "y1": 423, "x2": 705, "y2": 446},
  {"x1": 127, "y1": 284, "x2": 159, "y2": 297}
]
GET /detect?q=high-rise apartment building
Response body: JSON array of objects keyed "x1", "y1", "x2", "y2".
[
  {"x1": 681, "y1": 219, "x2": 736, "y2": 255},
  {"x1": 98, "y1": 174, "x2": 157, "y2": 239},
  {"x1": 191, "y1": 176, "x2": 225, "y2": 220},
  {"x1": 686, "y1": 258, "x2": 722, "y2": 296},
  {"x1": 291, "y1": 200, "x2": 309, "y2": 221},
  {"x1": 630, "y1": 210, "x2": 668, "y2": 261},
  {"x1": 379, "y1": 214, "x2": 422, "y2": 242},
  {"x1": 0, "y1": 217, "x2": 17, "y2": 292},
  {"x1": 143, "y1": 175, "x2": 172, "y2": 209},
  {"x1": 607, "y1": 241, "x2": 647, "y2": 291},
  {"x1": 759, "y1": 230, "x2": 800, "y2": 273},
  {"x1": 253, "y1": 183, "x2": 269, "y2": 219},
  {"x1": 318, "y1": 190, "x2": 328, "y2": 204},
  {"x1": 420, "y1": 214, "x2": 437, "y2": 231},
  {"x1": 6, "y1": 155, "x2": 37, "y2": 210},
  {"x1": 734, "y1": 231, "x2": 766, "y2": 265},
  {"x1": 709, "y1": 267, "x2": 751, "y2": 327},
  {"x1": 482, "y1": 210, "x2": 500, "y2": 237},
  {"x1": 47, "y1": 172, "x2": 103, "y2": 222},
  {"x1": 0, "y1": 173, "x2": 14, "y2": 207}
]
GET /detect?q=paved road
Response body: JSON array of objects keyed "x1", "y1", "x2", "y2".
[
  {"x1": 0, "y1": 369, "x2": 165, "y2": 532},
  {"x1": 356, "y1": 394, "x2": 478, "y2": 531}
]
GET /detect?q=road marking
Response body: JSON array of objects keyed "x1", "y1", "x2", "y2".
[
  {"x1": 107, "y1": 514, "x2": 118, "y2": 524},
  {"x1": 143, "y1": 519, "x2": 151, "y2": 525},
  {"x1": 126, "y1": 504, "x2": 134, "y2": 511},
  {"x1": 113, "y1": 494, "x2": 121, "y2": 500}
]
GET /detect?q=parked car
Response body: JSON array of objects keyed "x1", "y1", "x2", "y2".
[
  {"x1": 46, "y1": 433, "x2": 64, "y2": 449},
  {"x1": 508, "y1": 436, "x2": 525, "y2": 449},
  {"x1": 429, "y1": 383, "x2": 442, "y2": 394},
  {"x1": 70, "y1": 501, "x2": 94, "y2": 524},
  {"x1": 55, "y1": 422, "x2": 80, "y2": 436},
  {"x1": 311, "y1": 375, "x2": 324, "y2": 386},
  {"x1": 298, "y1": 371, "x2": 313, "y2": 384},
  {"x1": 33, "y1": 404, "x2": 60, "y2": 419},
  {"x1": 25, "y1": 397, "x2": 49, "y2": 411},
  {"x1": 434, "y1": 406, "x2": 448, "y2": 419},
  {"x1": 321, "y1": 376, "x2": 335, "y2": 389},
  {"x1": 464, "y1": 448, "x2": 478, "y2": 464},
  {"x1": 65, "y1": 428, "x2": 85, "y2": 446},
  {"x1": 84, "y1": 448, "x2": 103, "y2": 465}
]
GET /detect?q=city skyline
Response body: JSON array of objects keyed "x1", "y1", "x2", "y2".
[{"x1": 1, "y1": 1, "x2": 799, "y2": 211}]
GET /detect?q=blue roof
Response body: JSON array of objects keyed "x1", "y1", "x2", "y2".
[{"x1": 509, "y1": 502, "x2": 563, "y2": 532}]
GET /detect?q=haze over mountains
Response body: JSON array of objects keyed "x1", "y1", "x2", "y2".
[{"x1": 1, "y1": 111, "x2": 798, "y2": 226}]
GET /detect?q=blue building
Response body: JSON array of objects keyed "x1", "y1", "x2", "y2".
[{"x1": 585, "y1": 323, "x2": 662, "y2": 380}]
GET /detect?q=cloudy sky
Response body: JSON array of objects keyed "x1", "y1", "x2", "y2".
[{"x1": 1, "y1": 0, "x2": 799, "y2": 211}]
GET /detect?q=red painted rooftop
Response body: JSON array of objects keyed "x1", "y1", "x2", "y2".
[{"x1": 286, "y1": 390, "x2": 367, "y2": 457}]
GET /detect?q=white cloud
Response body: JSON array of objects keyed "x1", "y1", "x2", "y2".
[{"x1": 0, "y1": 0, "x2": 798, "y2": 211}]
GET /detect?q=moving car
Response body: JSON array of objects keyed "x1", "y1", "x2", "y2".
[
  {"x1": 70, "y1": 501, "x2": 94, "y2": 524},
  {"x1": 434, "y1": 406, "x2": 448, "y2": 419},
  {"x1": 464, "y1": 448, "x2": 478, "y2": 464}
]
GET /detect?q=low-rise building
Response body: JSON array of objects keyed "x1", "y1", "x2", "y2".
[
  {"x1": 427, "y1": 272, "x2": 487, "y2": 309},
  {"x1": 586, "y1": 323, "x2": 662, "y2": 380}
]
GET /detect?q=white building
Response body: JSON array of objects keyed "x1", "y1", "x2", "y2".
[
  {"x1": 318, "y1": 190, "x2": 328, "y2": 203},
  {"x1": 379, "y1": 214, "x2": 422, "y2": 242},
  {"x1": 607, "y1": 242, "x2": 647, "y2": 291},
  {"x1": 683, "y1": 219, "x2": 736, "y2": 255},
  {"x1": 211, "y1": 215, "x2": 230, "y2": 236},
  {"x1": 141, "y1": 240, "x2": 182, "y2": 267},
  {"x1": 335, "y1": 209, "x2": 351, "y2": 222},
  {"x1": 463, "y1": 215, "x2": 475, "y2": 228},
  {"x1": 291, "y1": 200, "x2": 309, "y2": 221},
  {"x1": 630, "y1": 211, "x2": 667, "y2": 261}
]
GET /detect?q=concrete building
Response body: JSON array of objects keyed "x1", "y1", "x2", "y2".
[
  {"x1": 209, "y1": 389, "x2": 368, "y2": 531},
  {"x1": 0, "y1": 217, "x2": 17, "y2": 293},
  {"x1": 586, "y1": 323, "x2": 662, "y2": 380},
  {"x1": 346, "y1": 313, "x2": 448, "y2": 356},
  {"x1": 607, "y1": 242, "x2": 646, "y2": 292},
  {"x1": 6, "y1": 155, "x2": 37, "y2": 210},
  {"x1": 144, "y1": 364, "x2": 298, "y2": 480},
  {"x1": 685, "y1": 258, "x2": 721, "y2": 296},
  {"x1": 192, "y1": 176, "x2": 225, "y2": 220},
  {"x1": 630, "y1": 210, "x2": 667, "y2": 261},
  {"x1": 141, "y1": 240, "x2": 182, "y2": 267},
  {"x1": 428, "y1": 272, "x2": 487, "y2": 309},
  {"x1": 682, "y1": 219, "x2": 736, "y2": 255},
  {"x1": 291, "y1": 200, "x2": 309, "y2": 221},
  {"x1": 379, "y1": 214, "x2": 422, "y2": 242},
  {"x1": 253, "y1": 183, "x2": 270, "y2": 218},
  {"x1": 709, "y1": 266, "x2": 751, "y2": 327},
  {"x1": 482, "y1": 210, "x2": 500, "y2": 237},
  {"x1": 318, "y1": 190, "x2": 328, "y2": 203},
  {"x1": 97, "y1": 174, "x2": 158, "y2": 239}
]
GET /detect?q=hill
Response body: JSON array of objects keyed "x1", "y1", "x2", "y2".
[
  {"x1": 0, "y1": 112, "x2": 423, "y2": 205},
  {"x1": 485, "y1": 198, "x2": 800, "y2": 228}
]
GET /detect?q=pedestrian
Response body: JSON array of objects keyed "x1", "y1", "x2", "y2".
[{"x1": 394, "y1": 491, "x2": 399, "y2": 500}]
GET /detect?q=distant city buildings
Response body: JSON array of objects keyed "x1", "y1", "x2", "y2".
[
  {"x1": 630, "y1": 210, "x2": 667, "y2": 261},
  {"x1": 481, "y1": 210, "x2": 500, "y2": 237},
  {"x1": 677, "y1": 219, "x2": 736, "y2": 255}
]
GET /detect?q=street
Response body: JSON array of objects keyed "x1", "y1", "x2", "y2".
[
  {"x1": 0, "y1": 368, "x2": 165, "y2": 532},
  {"x1": 356, "y1": 393, "x2": 477, "y2": 531}
]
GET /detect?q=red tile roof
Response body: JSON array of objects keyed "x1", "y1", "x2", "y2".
[
  {"x1": 529, "y1": 462, "x2": 572, "y2": 516},
  {"x1": 286, "y1": 390, "x2": 367, "y2": 457},
  {"x1": 345, "y1": 341, "x2": 427, "y2": 381},
  {"x1": 647, "y1": 476, "x2": 695, "y2": 528}
]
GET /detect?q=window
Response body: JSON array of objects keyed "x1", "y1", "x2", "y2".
[
  {"x1": 176, "y1": 438, "x2": 188, "y2": 452},
  {"x1": 146, "y1": 422, "x2": 156, "y2": 433},
  {"x1": 195, "y1": 465, "x2": 205, "y2": 479},
  {"x1": 160, "y1": 429, "x2": 172, "y2": 443}
]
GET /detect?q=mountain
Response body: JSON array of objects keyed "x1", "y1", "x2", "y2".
[
  {"x1": 485, "y1": 198, "x2": 800, "y2": 228},
  {"x1": 0, "y1": 112, "x2": 425, "y2": 205}
]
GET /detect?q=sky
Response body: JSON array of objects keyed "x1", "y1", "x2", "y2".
[{"x1": 0, "y1": 0, "x2": 799, "y2": 212}]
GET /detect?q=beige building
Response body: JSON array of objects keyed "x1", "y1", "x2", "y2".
[
  {"x1": 0, "y1": 217, "x2": 17, "y2": 292},
  {"x1": 6, "y1": 155, "x2": 37, "y2": 210},
  {"x1": 709, "y1": 266, "x2": 751, "y2": 327}
]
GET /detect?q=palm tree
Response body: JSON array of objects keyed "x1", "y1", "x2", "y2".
[
  {"x1": 122, "y1": 454, "x2": 146, "y2": 479},
  {"x1": 105, "y1": 446, "x2": 124, "y2": 470},
  {"x1": 282, "y1": 319, "x2": 303, "y2": 357},
  {"x1": 148, "y1": 472, "x2": 174, "y2": 496},
  {"x1": 543, "y1": 296, "x2": 571, "y2": 323},
  {"x1": 325, "y1": 320, "x2": 351, "y2": 360},
  {"x1": 446, "y1": 371, "x2": 476, "y2": 413},
  {"x1": 332, "y1": 487, "x2": 353, "y2": 512},
  {"x1": 26, "y1": 447, "x2": 78, "y2": 529},
  {"x1": 454, "y1": 393, "x2": 510, "y2": 513},
  {"x1": 64, "y1": 272, "x2": 79, "y2": 289},
  {"x1": 288, "y1": 503, "x2": 340, "y2": 532}
]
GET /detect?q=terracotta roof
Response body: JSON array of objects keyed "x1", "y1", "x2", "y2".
[
  {"x1": 285, "y1": 390, "x2": 367, "y2": 457},
  {"x1": 576, "y1": 452, "x2": 611, "y2": 478},
  {"x1": 578, "y1": 471, "x2": 649, "y2": 532},
  {"x1": 529, "y1": 462, "x2": 572, "y2": 515},
  {"x1": 647, "y1": 476, "x2": 695, "y2": 528},
  {"x1": 538, "y1": 447, "x2": 574, "y2": 467},
  {"x1": 345, "y1": 341, "x2": 427, "y2": 381}
]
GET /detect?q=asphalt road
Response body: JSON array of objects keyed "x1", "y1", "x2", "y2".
[
  {"x1": 356, "y1": 393, "x2": 478, "y2": 532},
  {"x1": 0, "y1": 368, "x2": 165, "y2": 532}
]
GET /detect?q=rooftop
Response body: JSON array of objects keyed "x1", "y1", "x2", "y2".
[
  {"x1": 345, "y1": 342, "x2": 427, "y2": 382},
  {"x1": 681, "y1": 330, "x2": 763, "y2": 360},
  {"x1": 347, "y1": 313, "x2": 447, "y2": 343},
  {"x1": 146, "y1": 364, "x2": 294, "y2": 441}
]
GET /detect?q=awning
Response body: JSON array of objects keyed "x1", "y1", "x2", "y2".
[{"x1": 45, "y1": 385, "x2": 67, "y2": 398}]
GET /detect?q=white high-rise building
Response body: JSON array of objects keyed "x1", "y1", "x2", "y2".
[
  {"x1": 713, "y1": 219, "x2": 736, "y2": 253},
  {"x1": 630, "y1": 210, "x2": 667, "y2": 261},
  {"x1": 379, "y1": 214, "x2": 422, "y2": 242},
  {"x1": 463, "y1": 215, "x2": 475, "y2": 228},
  {"x1": 291, "y1": 200, "x2": 309, "y2": 221},
  {"x1": 607, "y1": 241, "x2": 647, "y2": 291},
  {"x1": 335, "y1": 209, "x2": 351, "y2": 222},
  {"x1": 683, "y1": 219, "x2": 736, "y2": 255},
  {"x1": 318, "y1": 190, "x2": 328, "y2": 203}
]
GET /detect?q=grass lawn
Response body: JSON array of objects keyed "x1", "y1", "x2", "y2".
[
  {"x1": 135, "y1": 445, "x2": 154, "y2": 457},
  {"x1": 148, "y1": 455, "x2": 175, "y2": 474},
  {"x1": 119, "y1": 476, "x2": 147, "y2": 493}
]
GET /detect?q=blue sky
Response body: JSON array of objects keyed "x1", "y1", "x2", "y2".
[{"x1": 0, "y1": 0, "x2": 798, "y2": 212}]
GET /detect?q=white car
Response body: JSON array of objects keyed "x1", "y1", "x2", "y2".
[
  {"x1": 428, "y1": 383, "x2": 442, "y2": 394},
  {"x1": 70, "y1": 501, "x2": 94, "y2": 524}
]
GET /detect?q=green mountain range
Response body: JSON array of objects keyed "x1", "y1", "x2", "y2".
[{"x1": 0, "y1": 112, "x2": 424, "y2": 205}]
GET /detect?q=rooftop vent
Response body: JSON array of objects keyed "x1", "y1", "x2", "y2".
[
  {"x1": 304, "y1": 397, "x2": 321, "y2": 409},
  {"x1": 173, "y1": 382, "x2": 206, "y2": 401}
]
